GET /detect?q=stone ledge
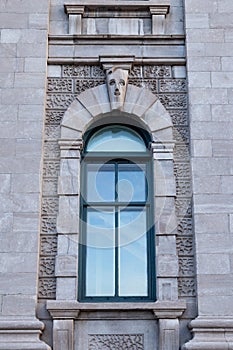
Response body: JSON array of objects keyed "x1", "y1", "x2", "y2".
[{"x1": 47, "y1": 300, "x2": 186, "y2": 319}]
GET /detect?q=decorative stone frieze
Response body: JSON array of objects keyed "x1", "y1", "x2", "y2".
[
  {"x1": 159, "y1": 79, "x2": 186, "y2": 92},
  {"x1": 41, "y1": 216, "x2": 57, "y2": 235},
  {"x1": 46, "y1": 94, "x2": 75, "y2": 110},
  {"x1": 40, "y1": 236, "x2": 57, "y2": 256},
  {"x1": 74, "y1": 79, "x2": 105, "y2": 94},
  {"x1": 63, "y1": 65, "x2": 91, "y2": 77},
  {"x1": 45, "y1": 111, "x2": 64, "y2": 125},
  {"x1": 38, "y1": 278, "x2": 56, "y2": 299},
  {"x1": 159, "y1": 94, "x2": 187, "y2": 109},
  {"x1": 178, "y1": 278, "x2": 196, "y2": 298},
  {"x1": 47, "y1": 78, "x2": 73, "y2": 93},
  {"x1": 39, "y1": 257, "x2": 56, "y2": 277},
  {"x1": 177, "y1": 237, "x2": 194, "y2": 256},
  {"x1": 88, "y1": 334, "x2": 144, "y2": 349}
]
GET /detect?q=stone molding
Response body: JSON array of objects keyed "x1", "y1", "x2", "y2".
[
  {"x1": 0, "y1": 318, "x2": 51, "y2": 350},
  {"x1": 182, "y1": 317, "x2": 233, "y2": 350}
]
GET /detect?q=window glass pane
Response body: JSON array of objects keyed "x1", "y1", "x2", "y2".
[
  {"x1": 86, "y1": 208, "x2": 115, "y2": 296},
  {"x1": 86, "y1": 126, "x2": 146, "y2": 152},
  {"x1": 86, "y1": 163, "x2": 115, "y2": 202},
  {"x1": 118, "y1": 208, "x2": 148, "y2": 296},
  {"x1": 118, "y1": 163, "x2": 146, "y2": 202}
]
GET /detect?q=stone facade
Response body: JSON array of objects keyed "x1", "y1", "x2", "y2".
[{"x1": 0, "y1": 0, "x2": 233, "y2": 349}]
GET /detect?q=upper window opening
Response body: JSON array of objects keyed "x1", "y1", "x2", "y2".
[{"x1": 86, "y1": 125, "x2": 147, "y2": 152}]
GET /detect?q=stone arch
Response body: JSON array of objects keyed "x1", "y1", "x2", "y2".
[
  {"x1": 56, "y1": 81, "x2": 178, "y2": 300},
  {"x1": 61, "y1": 83, "x2": 173, "y2": 143}
]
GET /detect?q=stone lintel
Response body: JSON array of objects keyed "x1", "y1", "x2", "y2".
[{"x1": 47, "y1": 300, "x2": 186, "y2": 319}]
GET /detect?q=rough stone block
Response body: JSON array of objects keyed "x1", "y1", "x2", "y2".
[
  {"x1": 47, "y1": 65, "x2": 62, "y2": 77},
  {"x1": 0, "y1": 13, "x2": 28, "y2": 29},
  {"x1": 189, "y1": 104, "x2": 211, "y2": 122},
  {"x1": 194, "y1": 193, "x2": 233, "y2": 213},
  {"x1": 13, "y1": 193, "x2": 39, "y2": 212},
  {"x1": 188, "y1": 72, "x2": 211, "y2": 88},
  {"x1": 230, "y1": 214, "x2": 233, "y2": 233},
  {"x1": 13, "y1": 213, "x2": 39, "y2": 232},
  {"x1": 12, "y1": 174, "x2": 39, "y2": 193},
  {"x1": 199, "y1": 295, "x2": 233, "y2": 316},
  {"x1": 157, "y1": 255, "x2": 179, "y2": 277},
  {"x1": 210, "y1": 13, "x2": 233, "y2": 29},
  {"x1": 57, "y1": 234, "x2": 79, "y2": 255},
  {"x1": 221, "y1": 176, "x2": 233, "y2": 194},
  {"x1": 157, "y1": 277, "x2": 178, "y2": 301},
  {"x1": 56, "y1": 278, "x2": 77, "y2": 300},
  {"x1": 16, "y1": 139, "x2": 42, "y2": 157},
  {"x1": 18, "y1": 104, "x2": 44, "y2": 121},
  {"x1": 0, "y1": 253, "x2": 38, "y2": 273},
  {"x1": 58, "y1": 176, "x2": 79, "y2": 195},
  {"x1": 193, "y1": 140, "x2": 212, "y2": 157},
  {"x1": 2, "y1": 295, "x2": 36, "y2": 316},
  {"x1": 57, "y1": 196, "x2": 80, "y2": 234},
  {"x1": 185, "y1": 14, "x2": 209, "y2": 29},
  {"x1": 1, "y1": 88, "x2": 45, "y2": 105},
  {"x1": 0, "y1": 105, "x2": 17, "y2": 122},
  {"x1": 212, "y1": 72, "x2": 233, "y2": 88},
  {"x1": 185, "y1": 0, "x2": 218, "y2": 13},
  {"x1": 0, "y1": 174, "x2": 11, "y2": 193},
  {"x1": 29, "y1": 13, "x2": 49, "y2": 29},
  {"x1": 0, "y1": 194, "x2": 13, "y2": 213},
  {"x1": 0, "y1": 213, "x2": 13, "y2": 233},
  {"x1": 197, "y1": 254, "x2": 230, "y2": 275},
  {"x1": 0, "y1": 231, "x2": 38, "y2": 253},
  {"x1": 188, "y1": 57, "x2": 221, "y2": 72},
  {"x1": 192, "y1": 176, "x2": 221, "y2": 194},
  {"x1": 172, "y1": 66, "x2": 186, "y2": 78},
  {"x1": 196, "y1": 233, "x2": 232, "y2": 254},
  {"x1": 187, "y1": 29, "x2": 224, "y2": 43},
  {"x1": 189, "y1": 88, "x2": 228, "y2": 105},
  {"x1": 157, "y1": 235, "x2": 177, "y2": 255},
  {"x1": 0, "y1": 273, "x2": 37, "y2": 295},
  {"x1": 225, "y1": 29, "x2": 233, "y2": 42},
  {"x1": 14, "y1": 73, "x2": 45, "y2": 88},
  {"x1": 55, "y1": 255, "x2": 78, "y2": 277}
]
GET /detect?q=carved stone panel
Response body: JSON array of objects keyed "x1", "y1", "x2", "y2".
[
  {"x1": 38, "y1": 278, "x2": 56, "y2": 299},
  {"x1": 88, "y1": 334, "x2": 144, "y2": 350}
]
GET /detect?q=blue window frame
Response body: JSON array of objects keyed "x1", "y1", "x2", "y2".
[{"x1": 79, "y1": 125, "x2": 155, "y2": 302}]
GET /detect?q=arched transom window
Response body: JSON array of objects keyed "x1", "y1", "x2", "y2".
[{"x1": 79, "y1": 124, "x2": 155, "y2": 302}]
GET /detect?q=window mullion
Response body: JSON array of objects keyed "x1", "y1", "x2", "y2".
[{"x1": 115, "y1": 162, "x2": 119, "y2": 298}]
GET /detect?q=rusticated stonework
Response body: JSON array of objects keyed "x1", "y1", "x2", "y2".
[
  {"x1": 88, "y1": 334, "x2": 144, "y2": 350},
  {"x1": 39, "y1": 64, "x2": 195, "y2": 303}
]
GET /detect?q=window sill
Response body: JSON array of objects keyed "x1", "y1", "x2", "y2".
[{"x1": 47, "y1": 300, "x2": 186, "y2": 320}]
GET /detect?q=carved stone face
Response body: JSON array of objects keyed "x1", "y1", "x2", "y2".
[{"x1": 106, "y1": 67, "x2": 129, "y2": 110}]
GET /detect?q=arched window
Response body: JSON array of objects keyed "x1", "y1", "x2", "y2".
[{"x1": 79, "y1": 125, "x2": 155, "y2": 301}]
